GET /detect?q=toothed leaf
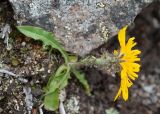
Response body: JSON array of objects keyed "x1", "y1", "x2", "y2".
[
  {"x1": 44, "y1": 89, "x2": 59, "y2": 111},
  {"x1": 17, "y1": 26, "x2": 68, "y2": 63},
  {"x1": 72, "y1": 68, "x2": 91, "y2": 95}
]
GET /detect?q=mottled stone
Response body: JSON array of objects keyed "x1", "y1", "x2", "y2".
[{"x1": 9, "y1": 0, "x2": 154, "y2": 56}]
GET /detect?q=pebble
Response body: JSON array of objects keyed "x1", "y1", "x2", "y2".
[
  {"x1": 21, "y1": 42, "x2": 26, "y2": 47},
  {"x1": 143, "y1": 85, "x2": 155, "y2": 94}
]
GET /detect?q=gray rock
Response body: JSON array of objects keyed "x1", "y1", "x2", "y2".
[{"x1": 9, "y1": 0, "x2": 154, "y2": 56}]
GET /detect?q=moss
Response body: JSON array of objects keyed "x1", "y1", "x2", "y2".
[{"x1": 11, "y1": 56, "x2": 20, "y2": 66}]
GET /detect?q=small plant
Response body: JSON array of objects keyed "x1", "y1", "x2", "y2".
[
  {"x1": 17, "y1": 25, "x2": 141, "y2": 111},
  {"x1": 105, "y1": 107, "x2": 119, "y2": 114},
  {"x1": 17, "y1": 26, "x2": 91, "y2": 111}
]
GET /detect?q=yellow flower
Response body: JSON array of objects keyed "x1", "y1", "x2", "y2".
[{"x1": 114, "y1": 26, "x2": 141, "y2": 101}]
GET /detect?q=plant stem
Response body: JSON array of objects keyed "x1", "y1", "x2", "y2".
[{"x1": 69, "y1": 52, "x2": 120, "y2": 73}]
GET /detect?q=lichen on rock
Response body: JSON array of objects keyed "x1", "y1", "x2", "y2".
[{"x1": 9, "y1": 0, "x2": 155, "y2": 56}]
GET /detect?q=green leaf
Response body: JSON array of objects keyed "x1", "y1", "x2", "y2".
[
  {"x1": 44, "y1": 89, "x2": 59, "y2": 111},
  {"x1": 17, "y1": 26, "x2": 69, "y2": 63},
  {"x1": 44, "y1": 64, "x2": 70, "y2": 111},
  {"x1": 72, "y1": 68, "x2": 91, "y2": 95},
  {"x1": 45, "y1": 64, "x2": 70, "y2": 95},
  {"x1": 105, "y1": 108, "x2": 119, "y2": 114}
]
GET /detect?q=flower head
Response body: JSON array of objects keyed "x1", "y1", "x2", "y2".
[{"x1": 114, "y1": 26, "x2": 141, "y2": 101}]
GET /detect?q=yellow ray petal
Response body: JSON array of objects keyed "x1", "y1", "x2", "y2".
[
  {"x1": 126, "y1": 37, "x2": 135, "y2": 50},
  {"x1": 121, "y1": 70, "x2": 129, "y2": 100},
  {"x1": 131, "y1": 50, "x2": 141, "y2": 55},
  {"x1": 114, "y1": 88, "x2": 122, "y2": 101},
  {"x1": 122, "y1": 79, "x2": 128, "y2": 101},
  {"x1": 127, "y1": 78, "x2": 133, "y2": 87},
  {"x1": 118, "y1": 26, "x2": 128, "y2": 48}
]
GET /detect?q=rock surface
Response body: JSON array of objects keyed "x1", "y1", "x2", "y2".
[{"x1": 9, "y1": 0, "x2": 154, "y2": 56}]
